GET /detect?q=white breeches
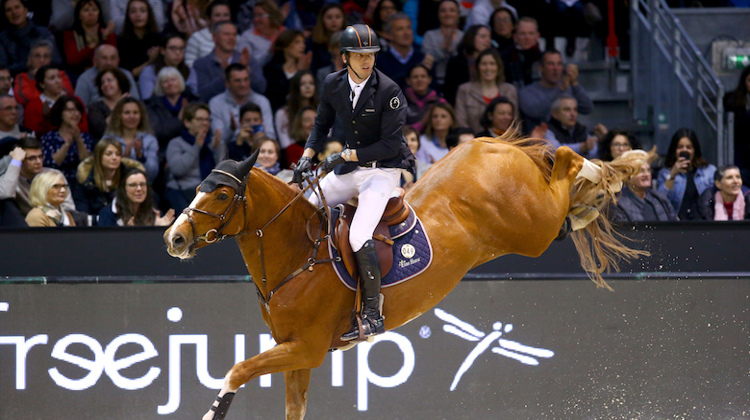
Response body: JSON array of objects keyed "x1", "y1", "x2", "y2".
[{"x1": 309, "y1": 167, "x2": 401, "y2": 252}]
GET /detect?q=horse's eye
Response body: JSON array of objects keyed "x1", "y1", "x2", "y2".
[{"x1": 217, "y1": 193, "x2": 229, "y2": 201}]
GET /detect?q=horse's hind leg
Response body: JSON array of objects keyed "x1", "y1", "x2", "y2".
[
  {"x1": 285, "y1": 369, "x2": 311, "y2": 420},
  {"x1": 202, "y1": 342, "x2": 324, "y2": 420}
]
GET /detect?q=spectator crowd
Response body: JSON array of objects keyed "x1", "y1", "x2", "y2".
[{"x1": 0, "y1": 0, "x2": 748, "y2": 227}]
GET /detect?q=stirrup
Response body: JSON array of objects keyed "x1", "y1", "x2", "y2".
[{"x1": 340, "y1": 312, "x2": 385, "y2": 342}]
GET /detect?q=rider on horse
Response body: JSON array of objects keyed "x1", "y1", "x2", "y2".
[{"x1": 293, "y1": 24, "x2": 415, "y2": 341}]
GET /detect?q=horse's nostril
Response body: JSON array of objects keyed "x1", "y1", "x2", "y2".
[{"x1": 173, "y1": 233, "x2": 185, "y2": 246}]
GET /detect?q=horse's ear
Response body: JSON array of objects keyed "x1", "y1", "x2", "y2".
[{"x1": 237, "y1": 149, "x2": 259, "y2": 179}]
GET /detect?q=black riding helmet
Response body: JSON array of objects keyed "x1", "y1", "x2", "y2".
[{"x1": 340, "y1": 24, "x2": 381, "y2": 55}]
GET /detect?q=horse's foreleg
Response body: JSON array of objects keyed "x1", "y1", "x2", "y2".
[
  {"x1": 284, "y1": 369, "x2": 311, "y2": 420},
  {"x1": 202, "y1": 342, "x2": 323, "y2": 420}
]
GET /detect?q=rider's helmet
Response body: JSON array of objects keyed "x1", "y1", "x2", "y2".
[{"x1": 340, "y1": 24, "x2": 381, "y2": 55}]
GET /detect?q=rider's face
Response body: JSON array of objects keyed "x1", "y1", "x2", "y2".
[{"x1": 344, "y1": 52, "x2": 375, "y2": 82}]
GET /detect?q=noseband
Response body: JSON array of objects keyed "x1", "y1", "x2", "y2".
[{"x1": 182, "y1": 169, "x2": 248, "y2": 246}]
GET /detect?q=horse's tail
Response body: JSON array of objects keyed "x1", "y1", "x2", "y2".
[{"x1": 568, "y1": 152, "x2": 652, "y2": 290}]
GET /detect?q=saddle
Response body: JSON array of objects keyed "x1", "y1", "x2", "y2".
[{"x1": 330, "y1": 188, "x2": 410, "y2": 279}]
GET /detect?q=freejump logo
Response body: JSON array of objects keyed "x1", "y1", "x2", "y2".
[{"x1": 0, "y1": 302, "x2": 554, "y2": 414}]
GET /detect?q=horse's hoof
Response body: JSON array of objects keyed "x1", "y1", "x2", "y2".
[{"x1": 205, "y1": 392, "x2": 235, "y2": 420}]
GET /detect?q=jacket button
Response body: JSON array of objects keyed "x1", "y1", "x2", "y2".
[
  {"x1": 352, "y1": 120, "x2": 356, "y2": 124},
  {"x1": 354, "y1": 131, "x2": 359, "y2": 134},
  {"x1": 357, "y1": 141, "x2": 361, "y2": 145}
]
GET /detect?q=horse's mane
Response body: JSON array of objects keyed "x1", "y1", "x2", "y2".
[
  {"x1": 248, "y1": 167, "x2": 317, "y2": 211},
  {"x1": 475, "y1": 124, "x2": 554, "y2": 184}
]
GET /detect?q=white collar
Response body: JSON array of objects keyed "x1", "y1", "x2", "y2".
[{"x1": 347, "y1": 73, "x2": 372, "y2": 93}]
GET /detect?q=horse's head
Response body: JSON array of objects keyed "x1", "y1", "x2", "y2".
[{"x1": 164, "y1": 151, "x2": 258, "y2": 259}]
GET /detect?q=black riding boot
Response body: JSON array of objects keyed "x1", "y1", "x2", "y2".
[{"x1": 341, "y1": 240, "x2": 385, "y2": 341}]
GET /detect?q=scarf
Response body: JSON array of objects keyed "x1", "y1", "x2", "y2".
[
  {"x1": 713, "y1": 190, "x2": 745, "y2": 221},
  {"x1": 255, "y1": 161, "x2": 281, "y2": 176},
  {"x1": 162, "y1": 94, "x2": 185, "y2": 116},
  {"x1": 180, "y1": 127, "x2": 215, "y2": 179},
  {"x1": 40, "y1": 204, "x2": 70, "y2": 226}
]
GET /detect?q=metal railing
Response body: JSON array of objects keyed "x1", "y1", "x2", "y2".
[{"x1": 631, "y1": 0, "x2": 728, "y2": 165}]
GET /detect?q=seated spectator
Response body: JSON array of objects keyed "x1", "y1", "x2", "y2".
[
  {"x1": 263, "y1": 29, "x2": 311, "y2": 113},
  {"x1": 49, "y1": 0, "x2": 114, "y2": 32},
  {"x1": 253, "y1": 135, "x2": 293, "y2": 183},
  {"x1": 237, "y1": 0, "x2": 286, "y2": 68},
  {"x1": 308, "y1": 4, "x2": 347, "y2": 74},
  {"x1": 519, "y1": 49, "x2": 593, "y2": 129},
  {"x1": 421, "y1": 0, "x2": 463, "y2": 89},
  {"x1": 73, "y1": 137, "x2": 144, "y2": 216},
  {"x1": 446, "y1": 126, "x2": 475, "y2": 149},
  {"x1": 0, "y1": 0, "x2": 62, "y2": 76},
  {"x1": 75, "y1": 44, "x2": 140, "y2": 106},
  {"x1": 0, "y1": 137, "x2": 75, "y2": 220},
  {"x1": 542, "y1": 95, "x2": 599, "y2": 158},
  {"x1": 403, "y1": 125, "x2": 429, "y2": 182},
  {"x1": 165, "y1": 102, "x2": 225, "y2": 213},
  {"x1": 40, "y1": 96, "x2": 94, "y2": 186},
  {"x1": 0, "y1": 67, "x2": 12, "y2": 96},
  {"x1": 371, "y1": 0, "x2": 400, "y2": 44},
  {"x1": 117, "y1": 0, "x2": 161, "y2": 79},
  {"x1": 376, "y1": 13, "x2": 433, "y2": 91},
  {"x1": 184, "y1": 0, "x2": 231, "y2": 67},
  {"x1": 209, "y1": 63, "x2": 275, "y2": 144},
  {"x1": 723, "y1": 66, "x2": 750, "y2": 185},
  {"x1": 13, "y1": 41, "x2": 74, "y2": 108},
  {"x1": 227, "y1": 102, "x2": 262, "y2": 161},
  {"x1": 500, "y1": 17, "x2": 543, "y2": 90},
  {"x1": 465, "y1": 0, "x2": 517, "y2": 29},
  {"x1": 87, "y1": 68, "x2": 131, "y2": 140},
  {"x1": 146, "y1": 66, "x2": 197, "y2": 151},
  {"x1": 404, "y1": 64, "x2": 446, "y2": 128},
  {"x1": 315, "y1": 30, "x2": 344, "y2": 90},
  {"x1": 26, "y1": 169, "x2": 84, "y2": 227},
  {"x1": 444, "y1": 25, "x2": 493, "y2": 105},
  {"x1": 104, "y1": 97, "x2": 159, "y2": 182},
  {"x1": 552, "y1": 0, "x2": 590, "y2": 58},
  {"x1": 598, "y1": 130, "x2": 641, "y2": 162},
  {"x1": 284, "y1": 106, "x2": 317, "y2": 168},
  {"x1": 27, "y1": 65, "x2": 84, "y2": 137},
  {"x1": 477, "y1": 96, "x2": 515, "y2": 137},
  {"x1": 188, "y1": 21, "x2": 267, "y2": 102},
  {"x1": 489, "y1": 6, "x2": 516, "y2": 52},
  {"x1": 0, "y1": 95, "x2": 32, "y2": 151},
  {"x1": 275, "y1": 71, "x2": 319, "y2": 149},
  {"x1": 139, "y1": 33, "x2": 191, "y2": 100},
  {"x1": 698, "y1": 165, "x2": 750, "y2": 221},
  {"x1": 610, "y1": 156, "x2": 678, "y2": 222},
  {"x1": 108, "y1": 0, "x2": 165, "y2": 35},
  {"x1": 417, "y1": 102, "x2": 457, "y2": 164},
  {"x1": 657, "y1": 127, "x2": 717, "y2": 221},
  {"x1": 455, "y1": 48, "x2": 518, "y2": 134},
  {"x1": 62, "y1": 0, "x2": 117, "y2": 76},
  {"x1": 98, "y1": 167, "x2": 175, "y2": 226}
]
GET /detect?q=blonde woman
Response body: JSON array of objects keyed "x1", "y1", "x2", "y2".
[{"x1": 26, "y1": 169, "x2": 78, "y2": 227}]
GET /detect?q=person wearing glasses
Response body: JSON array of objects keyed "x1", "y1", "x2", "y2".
[
  {"x1": 25, "y1": 169, "x2": 81, "y2": 227},
  {"x1": 97, "y1": 167, "x2": 174, "y2": 226},
  {"x1": 598, "y1": 130, "x2": 641, "y2": 162},
  {"x1": 139, "y1": 33, "x2": 192, "y2": 100},
  {"x1": 0, "y1": 95, "x2": 33, "y2": 151}
]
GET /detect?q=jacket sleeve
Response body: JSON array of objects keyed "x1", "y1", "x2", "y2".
[
  {"x1": 454, "y1": 84, "x2": 470, "y2": 128},
  {"x1": 0, "y1": 158, "x2": 19, "y2": 199},
  {"x1": 167, "y1": 139, "x2": 200, "y2": 177},
  {"x1": 141, "y1": 134, "x2": 160, "y2": 182}
]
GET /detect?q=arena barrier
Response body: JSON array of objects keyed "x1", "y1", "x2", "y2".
[{"x1": 2, "y1": 223, "x2": 749, "y2": 418}]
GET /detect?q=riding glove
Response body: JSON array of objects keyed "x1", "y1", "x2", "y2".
[
  {"x1": 292, "y1": 156, "x2": 312, "y2": 186},
  {"x1": 322, "y1": 152, "x2": 346, "y2": 173}
]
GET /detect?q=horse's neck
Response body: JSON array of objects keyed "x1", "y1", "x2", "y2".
[{"x1": 238, "y1": 172, "x2": 317, "y2": 289}]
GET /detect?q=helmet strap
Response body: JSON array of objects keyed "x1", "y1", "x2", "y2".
[{"x1": 343, "y1": 51, "x2": 375, "y2": 81}]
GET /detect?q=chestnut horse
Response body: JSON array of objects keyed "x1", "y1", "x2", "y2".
[{"x1": 164, "y1": 131, "x2": 645, "y2": 420}]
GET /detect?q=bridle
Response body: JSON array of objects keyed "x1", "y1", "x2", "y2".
[{"x1": 182, "y1": 169, "x2": 248, "y2": 246}]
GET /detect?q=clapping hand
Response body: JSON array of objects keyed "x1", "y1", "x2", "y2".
[
  {"x1": 134, "y1": 137, "x2": 144, "y2": 159},
  {"x1": 155, "y1": 209, "x2": 176, "y2": 226}
]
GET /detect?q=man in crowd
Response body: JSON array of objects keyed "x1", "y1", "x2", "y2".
[
  {"x1": 0, "y1": 0, "x2": 62, "y2": 75},
  {"x1": 74, "y1": 45, "x2": 140, "y2": 106},
  {"x1": 375, "y1": 13, "x2": 433, "y2": 91},
  {"x1": 500, "y1": 17, "x2": 543, "y2": 90},
  {"x1": 184, "y1": 0, "x2": 231, "y2": 67},
  {"x1": 542, "y1": 95, "x2": 599, "y2": 158}
]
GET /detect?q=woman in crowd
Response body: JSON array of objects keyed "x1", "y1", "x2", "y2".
[
  {"x1": 105, "y1": 97, "x2": 159, "y2": 183},
  {"x1": 418, "y1": 102, "x2": 457, "y2": 164},
  {"x1": 238, "y1": 0, "x2": 285, "y2": 67},
  {"x1": 87, "y1": 68, "x2": 131, "y2": 140},
  {"x1": 275, "y1": 71, "x2": 318, "y2": 149},
  {"x1": 307, "y1": 4, "x2": 346, "y2": 74},
  {"x1": 14, "y1": 41, "x2": 74, "y2": 108},
  {"x1": 139, "y1": 33, "x2": 191, "y2": 100},
  {"x1": 444, "y1": 25, "x2": 493, "y2": 105},
  {"x1": 26, "y1": 169, "x2": 80, "y2": 227},
  {"x1": 62, "y1": 0, "x2": 116, "y2": 76},
  {"x1": 117, "y1": 0, "x2": 161, "y2": 78},
  {"x1": 698, "y1": 165, "x2": 750, "y2": 221},
  {"x1": 253, "y1": 135, "x2": 293, "y2": 183},
  {"x1": 455, "y1": 48, "x2": 517, "y2": 135},
  {"x1": 41, "y1": 96, "x2": 94, "y2": 185},
  {"x1": 657, "y1": 127, "x2": 717, "y2": 221},
  {"x1": 98, "y1": 167, "x2": 175, "y2": 226},
  {"x1": 371, "y1": 0, "x2": 400, "y2": 44},
  {"x1": 146, "y1": 67, "x2": 197, "y2": 151},
  {"x1": 284, "y1": 106, "x2": 317, "y2": 168},
  {"x1": 489, "y1": 6, "x2": 516, "y2": 52},
  {"x1": 723, "y1": 65, "x2": 750, "y2": 184},
  {"x1": 263, "y1": 29, "x2": 311, "y2": 112},
  {"x1": 25, "y1": 64, "x2": 87, "y2": 137},
  {"x1": 611, "y1": 156, "x2": 677, "y2": 222},
  {"x1": 477, "y1": 96, "x2": 515, "y2": 138},
  {"x1": 598, "y1": 130, "x2": 641, "y2": 161},
  {"x1": 404, "y1": 64, "x2": 446, "y2": 129},
  {"x1": 421, "y1": 0, "x2": 463, "y2": 90},
  {"x1": 73, "y1": 137, "x2": 144, "y2": 216},
  {"x1": 165, "y1": 103, "x2": 225, "y2": 213}
]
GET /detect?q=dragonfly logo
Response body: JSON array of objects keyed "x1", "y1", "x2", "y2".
[{"x1": 433, "y1": 308, "x2": 555, "y2": 391}]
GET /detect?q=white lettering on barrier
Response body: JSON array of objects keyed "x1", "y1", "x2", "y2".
[
  {"x1": 48, "y1": 334, "x2": 106, "y2": 391},
  {"x1": 0, "y1": 334, "x2": 48, "y2": 389},
  {"x1": 103, "y1": 334, "x2": 160, "y2": 390},
  {"x1": 259, "y1": 334, "x2": 276, "y2": 387},
  {"x1": 356, "y1": 332, "x2": 415, "y2": 411}
]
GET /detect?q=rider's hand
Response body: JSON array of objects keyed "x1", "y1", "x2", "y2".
[
  {"x1": 292, "y1": 156, "x2": 312, "y2": 186},
  {"x1": 322, "y1": 152, "x2": 346, "y2": 173}
]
